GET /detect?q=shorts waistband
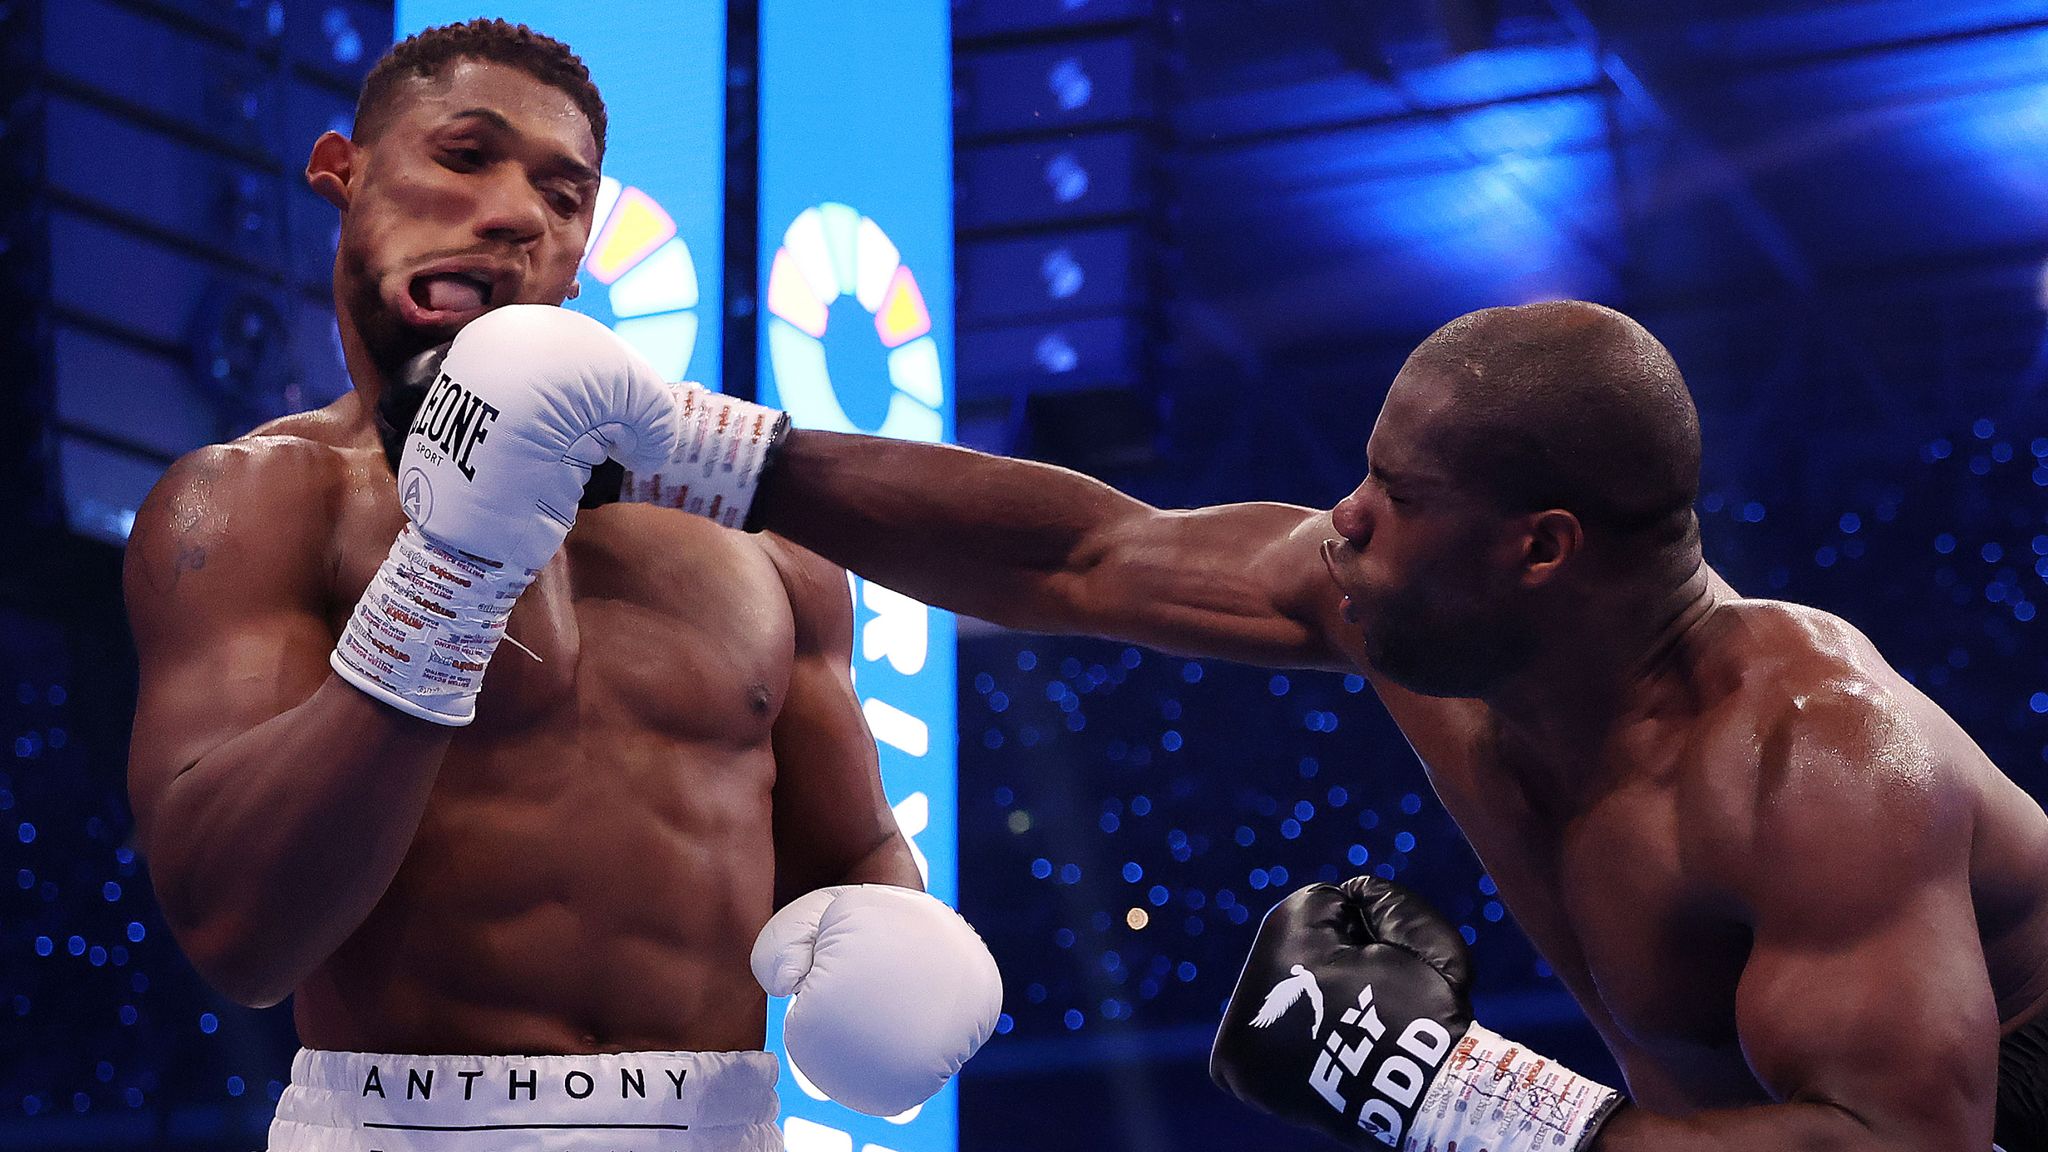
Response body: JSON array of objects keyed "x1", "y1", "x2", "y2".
[{"x1": 269, "y1": 1048, "x2": 781, "y2": 1152}]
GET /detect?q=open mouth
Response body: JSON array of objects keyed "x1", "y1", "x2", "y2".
[
  {"x1": 1321, "y1": 538, "x2": 1363, "y2": 623},
  {"x1": 396, "y1": 268, "x2": 501, "y2": 330},
  {"x1": 413, "y1": 272, "x2": 492, "y2": 312}
]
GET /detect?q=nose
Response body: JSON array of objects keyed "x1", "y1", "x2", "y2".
[
  {"x1": 472, "y1": 168, "x2": 548, "y2": 247},
  {"x1": 1331, "y1": 482, "x2": 1372, "y2": 546}
]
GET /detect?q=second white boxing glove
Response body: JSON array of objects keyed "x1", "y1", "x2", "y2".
[{"x1": 752, "y1": 885, "x2": 1003, "y2": 1117}]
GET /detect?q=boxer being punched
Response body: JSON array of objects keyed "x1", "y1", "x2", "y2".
[
  {"x1": 122, "y1": 21, "x2": 997, "y2": 1150},
  {"x1": 721, "y1": 300, "x2": 2048, "y2": 1148}
]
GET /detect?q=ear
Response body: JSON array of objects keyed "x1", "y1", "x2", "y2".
[
  {"x1": 1518, "y1": 509, "x2": 1582, "y2": 588},
  {"x1": 565, "y1": 280, "x2": 582, "y2": 300},
  {"x1": 305, "y1": 131, "x2": 358, "y2": 210}
]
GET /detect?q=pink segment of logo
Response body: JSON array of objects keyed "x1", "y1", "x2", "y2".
[{"x1": 767, "y1": 247, "x2": 831, "y2": 337}]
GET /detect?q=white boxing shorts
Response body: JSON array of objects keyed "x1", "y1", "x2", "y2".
[{"x1": 267, "y1": 1048, "x2": 782, "y2": 1151}]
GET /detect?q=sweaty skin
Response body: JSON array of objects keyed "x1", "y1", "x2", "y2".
[
  {"x1": 124, "y1": 58, "x2": 916, "y2": 1056},
  {"x1": 750, "y1": 363, "x2": 2048, "y2": 1148}
]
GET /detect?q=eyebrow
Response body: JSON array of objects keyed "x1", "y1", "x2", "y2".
[
  {"x1": 1370, "y1": 459, "x2": 1439, "y2": 494},
  {"x1": 1366, "y1": 455, "x2": 1409, "y2": 485},
  {"x1": 443, "y1": 108, "x2": 600, "y2": 187}
]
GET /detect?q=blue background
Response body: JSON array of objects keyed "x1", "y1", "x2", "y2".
[{"x1": 757, "y1": 4, "x2": 961, "y2": 1150}]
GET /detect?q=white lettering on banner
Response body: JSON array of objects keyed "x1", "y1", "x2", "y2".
[
  {"x1": 883, "y1": 1101, "x2": 922, "y2": 1125},
  {"x1": 892, "y1": 792, "x2": 931, "y2": 885},
  {"x1": 864, "y1": 698, "x2": 929, "y2": 756},
  {"x1": 789, "y1": 1056, "x2": 829, "y2": 1103},
  {"x1": 809, "y1": 572, "x2": 946, "y2": 1142},
  {"x1": 785, "y1": 1115, "x2": 852, "y2": 1152},
  {"x1": 861, "y1": 581, "x2": 929, "y2": 674}
]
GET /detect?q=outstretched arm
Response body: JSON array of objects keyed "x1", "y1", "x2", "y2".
[
  {"x1": 1594, "y1": 695, "x2": 1996, "y2": 1151},
  {"x1": 753, "y1": 429, "x2": 1352, "y2": 670}
]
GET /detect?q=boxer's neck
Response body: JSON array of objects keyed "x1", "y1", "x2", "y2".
[
  {"x1": 1481, "y1": 553, "x2": 1726, "y2": 803},
  {"x1": 335, "y1": 300, "x2": 395, "y2": 430}
]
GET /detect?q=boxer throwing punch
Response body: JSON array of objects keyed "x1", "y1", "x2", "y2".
[
  {"x1": 122, "y1": 21, "x2": 997, "y2": 1150},
  {"x1": 715, "y1": 300, "x2": 2048, "y2": 1150}
]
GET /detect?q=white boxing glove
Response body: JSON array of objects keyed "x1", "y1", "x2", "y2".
[
  {"x1": 331, "y1": 305, "x2": 680, "y2": 725},
  {"x1": 752, "y1": 885, "x2": 1002, "y2": 1117}
]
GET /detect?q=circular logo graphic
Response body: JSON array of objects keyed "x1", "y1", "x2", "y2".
[
  {"x1": 764, "y1": 203, "x2": 943, "y2": 443},
  {"x1": 398, "y1": 466, "x2": 433, "y2": 526},
  {"x1": 578, "y1": 176, "x2": 701, "y2": 381}
]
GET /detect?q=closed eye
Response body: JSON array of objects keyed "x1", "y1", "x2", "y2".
[{"x1": 542, "y1": 184, "x2": 584, "y2": 217}]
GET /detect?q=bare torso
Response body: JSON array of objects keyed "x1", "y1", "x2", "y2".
[
  {"x1": 261, "y1": 407, "x2": 818, "y2": 1055},
  {"x1": 1361, "y1": 598, "x2": 2048, "y2": 1111}
]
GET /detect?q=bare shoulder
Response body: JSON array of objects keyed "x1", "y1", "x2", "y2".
[
  {"x1": 756, "y1": 531, "x2": 854, "y2": 647},
  {"x1": 1694, "y1": 599, "x2": 1919, "y2": 721},
  {"x1": 123, "y1": 427, "x2": 357, "y2": 626},
  {"x1": 1693, "y1": 599, "x2": 1968, "y2": 889},
  {"x1": 131, "y1": 393, "x2": 370, "y2": 543},
  {"x1": 1701, "y1": 599, "x2": 1929, "y2": 766}
]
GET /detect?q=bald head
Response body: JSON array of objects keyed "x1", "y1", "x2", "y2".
[{"x1": 1402, "y1": 300, "x2": 1700, "y2": 548}]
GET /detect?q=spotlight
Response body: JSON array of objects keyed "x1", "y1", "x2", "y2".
[
  {"x1": 1047, "y1": 57, "x2": 1093, "y2": 112},
  {"x1": 1034, "y1": 331, "x2": 1079, "y2": 375},
  {"x1": 1044, "y1": 152, "x2": 1091, "y2": 204},
  {"x1": 1041, "y1": 247, "x2": 1085, "y2": 301}
]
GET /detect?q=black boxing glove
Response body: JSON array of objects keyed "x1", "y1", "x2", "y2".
[{"x1": 1212, "y1": 877, "x2": 1622, "y2": 1150}]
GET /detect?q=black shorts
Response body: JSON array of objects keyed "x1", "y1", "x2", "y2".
[{"x1": 1999, "y1": 1009, "x2": 2048, "y2": 1151}]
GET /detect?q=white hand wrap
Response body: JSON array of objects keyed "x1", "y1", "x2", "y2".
[
  {"x1": 330, "y1": 525, "x2": 527, "y2": 726},
  {"x1": 329, "y1": 305, "x2": 681, "y2": 725},
  {"x1": 1400, "y1": 1020, "x2": 1621, "y2": 1151},
  {"x1": 752, "y1": 885, "x2": 1002, "y2": 1117},
  {"x1": 620, "y1": 385, "x2": 789, "y2": 529}
]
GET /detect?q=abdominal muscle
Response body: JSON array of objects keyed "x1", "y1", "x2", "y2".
[{"x1": 290, "y1": 722, "x2": 780, "y2": 1056}]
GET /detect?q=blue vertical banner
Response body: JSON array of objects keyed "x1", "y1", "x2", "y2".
[
  {"x1": 759, "y1": 5, "x2": 959, "y2": 1152},
  {"x1": 394, "y1": 1, "x2": 725, "y2": 388}
]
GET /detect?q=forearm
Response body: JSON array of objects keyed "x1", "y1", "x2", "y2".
[
  {"x1": 1593, "y1": 1101, "x2": 1906, "y2": 1152},
  {"x1": 753, "y1": 429, "x2": 1147, "y2": 632},
  {"x1": 836, "y1": 834, "x2": 924, "y2": 891},
  {"x1": 145, "y1": 676, "x2": 450, "y2": 1007},
  {"x1": 777, "y1": 833, "x2": 924, "y2": 909}
]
